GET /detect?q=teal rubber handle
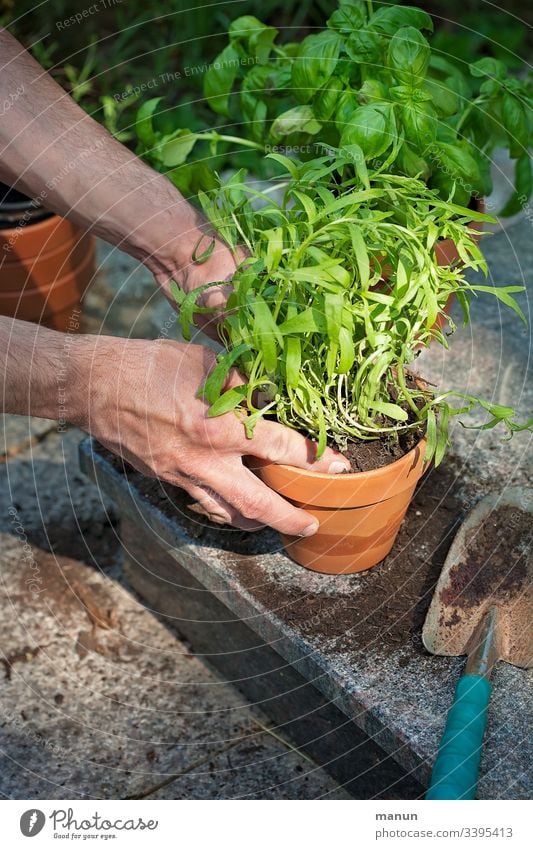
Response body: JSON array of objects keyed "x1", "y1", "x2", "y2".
[{"x1": 426, "y1": 674, "x2": 492, "y2": 800}]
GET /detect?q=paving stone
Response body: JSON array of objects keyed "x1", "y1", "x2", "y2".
[
  {"x1": 149, "y1": 736, "x2": 349, "y2": 800},
  {"x1": 1, "y1": 414, "x2": 57, "y2": 459},
  {"x1": 0, "y1": 529, "x2": 343, "y2": 800},
  {"x1": 0, "y1": 431, "x2": 345, "y2": 800}
]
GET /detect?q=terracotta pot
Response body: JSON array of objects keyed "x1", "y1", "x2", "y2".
[
  {"x1": 0, "y1": 206, "x2": 95, "y2": 332},
  {"x1": 252, "y1": 437, "x2": 428, "y2": 575}
]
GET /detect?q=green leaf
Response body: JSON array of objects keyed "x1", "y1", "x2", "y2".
[
  {"x1": 135, "y1": 97, "x2": 162, "y2": 148},
  {"x1": 160, "y1": 130, "x2": 198, "y2": 167},
  {"x1": 204, "y1": 44, "x2": 241, "y2": 117},
  {"x1": 203, "y1": 344, "x2": 250, "y2": 405},
  {"x1": 324, "y1": 292, "x2": 344, "y2": 346},
  {"x1": 424, "y1": 408, "x2": 437, "y2": 462},
  {"x1": 499, "y1": 154, "x2": 532, "y2": 217},
  {"x1": 370, "y1": 5, "x2": 433, "y2": 36},
  {"x1": 229, "y1": 16, "x2": 278, "y2": 64},
  {"x1": 291, "y1": 31, "x2": 342, "y2": 104},
  {"x1": 430, "y1": 142, "x2": 482, "y2": 194},
  {"x1": 285, "y1": 337, "x2": 301, "y2": 390},
  {"x1": 470, "y1": 57, "x2": 506, "y2": 80},
  {"x1": 252, "y1": 296, "x2": 283, "y2": 373},
  {"x1": 313, "y1": 76, "x2": 344, "y2": 121},
  {"x1": 388, "y1": 26, "x2": 430, "y2": 85},
  {"x1": 340, "y1": 103, "x2": 396, "y2": 159},
  {"x1": 349, "y1": 225, "x2": 370, "y2": 288},
  {"x1": 369, "y1": 401, "x2": 409, "y2": 422},
  {"x1": 423, "y1": 78, "x2": 459, "y2": 117},
  {"x1": 327, "y1": 2, "x2": 366, "y2": 37},
  {"x1": 434, "y1": 404, "x2": 449, "y2": 466},
  {"x1": 401, "y1": 102, "x2": 437, "y2": 153},
  {"x1": 502, "y1": 93, "x2": 529, "y2": 158},
  {"x1": 208, "y1": 385, "x2": 249, "y2": 417},
  {"x1": 338, "y1": 326, "x2": 355, "y2": 373},
  {"x1": 270, "y1": 106, "x2": 322, "y2": 141},
  {"x1": 279, "y1": 307, "x2": 326, "y2": 335},
  {"x1": 472, "y1": 285, "x2": 527, "y2": 325}
]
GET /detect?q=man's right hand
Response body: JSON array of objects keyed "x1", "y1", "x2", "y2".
[{"x1": 73, "y1": 336, "x2": 350, "y2": 534}]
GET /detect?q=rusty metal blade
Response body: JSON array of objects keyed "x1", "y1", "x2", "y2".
[{"x1": 423, "y1": 488, "x2": 532, "y2": 669}]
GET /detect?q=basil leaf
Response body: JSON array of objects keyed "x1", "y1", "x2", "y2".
[
  {"x1": 430, "y1": 142, "x2": 482, "y2": 195},
  {"x1": 423, "y1": 77, "x2": 459, "y2": 116},
  {"x1": 388, "y1": 26, "x2": 430, "y2": 85},
  {"x1": 229, "y1": 16, "x2": 278, "y2": 64},
  {"x1": 204, "y1": 44, "x2": 241, "y2": 117},
  {"x1": 335, "y1": 89, "x2": 359, "y2": 133},
  {"x1": 499, "y1": 154, "x2": 532, "y2": 217},
  {"x1": 398, "y1": 143, "x2": 430, "y2": 179},
  {"x1": 313, "y1": 76, "x2": 344, "y2": 121},
  {"x1": 401, "y1": 102, "x2": 437, "y2": 153},
  {"x1": 270, "y1": 105, "x2": 322, "y2": 141},
  {"x1": 502, "y1": 93, "x2": 529, "y2": 158},
  {"x1": 370, "y1": 6, "x2": 433, "y2": 36},
  {"x1": 292, "y1": 31, "x2": 342, "y2": 103},
  {"x1": 470, "y1": 57, "x2": 506, "y2": 80},
  {"x1": 160, "y1": 129, "x2": 198, "y2": 167},
  {"x1": 135, "y1": 97, "x2": 162, "y2": 148},
  {"x1": 340, "y1": 103, "x2": 396, "y2": 159},
  {"x1": 327, "y1": 2, "x2": 366, "y2": 37}
]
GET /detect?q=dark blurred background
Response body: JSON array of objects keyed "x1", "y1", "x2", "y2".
[{"x1": 2, "y1": 0, "x2": 531, "y2": 144}]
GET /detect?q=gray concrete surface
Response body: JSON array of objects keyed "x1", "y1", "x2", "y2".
[{"x1": 0, "y1": 425, "x2": 347, "y2": 799}]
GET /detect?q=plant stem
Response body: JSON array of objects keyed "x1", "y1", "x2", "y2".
[
  {"x1": 366, "y1": 1, "x2": 374, "y2": 17},
  {"x1": 199, "y1": 132, "x2": 265, "y2": 152}
]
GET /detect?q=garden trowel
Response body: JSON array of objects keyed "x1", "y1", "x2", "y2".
[{"x1": 422, "y1": 487, "x2": 532, "y2": 800}]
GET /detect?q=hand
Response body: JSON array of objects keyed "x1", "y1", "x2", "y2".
[
  {"x1": 76, "y1": 337, "x2": 350, "y2": 534},
  {"x1": 153, "y1": 228, "x2": 246, "y2": 341}
]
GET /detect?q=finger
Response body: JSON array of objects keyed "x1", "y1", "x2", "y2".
[
  {"x1": 203, "y1": 462, "x2": 320, "y2": 537},
  {"x1": 178, "y1": 481, "x2": 263, "y2": 531},
  {"x1": 246, "y1": 419, "x2": 351, "y2": 473}
]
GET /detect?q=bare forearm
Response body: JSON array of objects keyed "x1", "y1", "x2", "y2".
[
  {"x1": 0, "y1": 315, "x2": 108, "y2": 426},
  {"x1": 0, "y1": 29, "x2": 206, "y2": 283}
]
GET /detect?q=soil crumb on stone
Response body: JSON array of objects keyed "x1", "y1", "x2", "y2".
[{"x1": 441, "y1": 507, "x2": 531, "y2": 609}]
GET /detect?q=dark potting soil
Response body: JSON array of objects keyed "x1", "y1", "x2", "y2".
[
  {"x1": 341, "y1": 428, "x2": 423, "y2": 472},
  {"x1": 440, "y1": 506, "x2": 531, "y2": 610},
  {"x1": 96, "y1": 444, "x2": 465, "y2": 657}
]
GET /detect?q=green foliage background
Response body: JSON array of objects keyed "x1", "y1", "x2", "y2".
[{"x1": 2, "y1": 1, "x2": 531, "y2": 143}]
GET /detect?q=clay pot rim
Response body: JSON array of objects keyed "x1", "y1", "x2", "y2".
[
  {"x1": 0, "y1": 210, "x2": 74, "y2": 238},
  {"x1": 256, "y1": 433, "x2": 427, "y2": 482}
]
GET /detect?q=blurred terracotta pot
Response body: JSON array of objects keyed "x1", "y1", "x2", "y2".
[
  {"x1": 0, "y1": 188, "x2": 95, "y2": 331},
  {"x1": 252, "y1": 437, "x2": 428, "y2": 574}
]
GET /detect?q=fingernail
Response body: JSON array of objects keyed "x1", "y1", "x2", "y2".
[
  {"x1": 328, "y1": 460, "x2": 349, "y2": 474},
  {"x1": 300, "y1": 521, "x2": 319, "y2": 537}
]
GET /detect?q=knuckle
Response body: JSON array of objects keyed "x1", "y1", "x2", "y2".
[
  {"x1": 235, "y1": 490, "x2": 272, "y2": 521},
  {"x1": 264, "y1": 428, "x2": 291, "y2": 463}
]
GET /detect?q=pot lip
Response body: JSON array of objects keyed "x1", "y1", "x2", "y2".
[
  {"x1": 255, "y1": 433, "x2": 427, "y2": 482},
  {"x1": 0, "y1": 210, "x2": 74, "y2": 237}
]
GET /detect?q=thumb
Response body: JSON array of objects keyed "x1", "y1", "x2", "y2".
[{"x1": 248, "y1": 419, "x2": 351, "y2": 474}]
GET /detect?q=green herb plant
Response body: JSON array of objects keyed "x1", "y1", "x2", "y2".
[
  {"x1": 171, "y1": 150, "x2": 531, "y2": 465},
  {"x1": 136, "y1": 0, "x2": 533, "y2": 214}
]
